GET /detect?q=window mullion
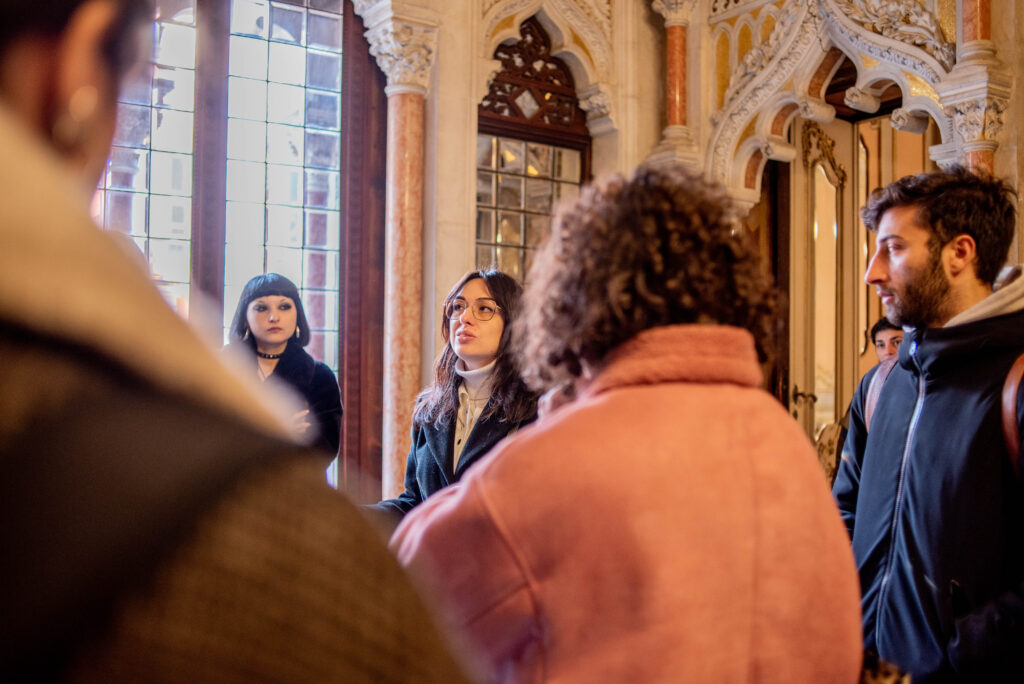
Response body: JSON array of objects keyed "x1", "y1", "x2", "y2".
[{"x1": 190, "y1": 0, "x2": 231, "y2": 321}]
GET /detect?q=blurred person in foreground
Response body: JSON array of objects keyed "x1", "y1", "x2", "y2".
[
  {"x1": 392, "y1": 164, "x2": 863, "y2": 683},
  {"x1": 834, "y1": 167, "x2": 1024, "y2": 681},
  {"x1": 0, "y1": 1, "x2": 467, "y2": 681}
]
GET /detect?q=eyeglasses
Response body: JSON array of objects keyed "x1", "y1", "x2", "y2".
[{"x1": 445, "y1": 297, "x2": 501, "y2": 322}]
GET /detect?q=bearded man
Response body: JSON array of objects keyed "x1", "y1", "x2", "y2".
[{"x1": 833, "y1": 166, "x2": 1024, "y2": 682}]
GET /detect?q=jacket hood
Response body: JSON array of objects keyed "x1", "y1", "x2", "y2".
[{"x1": 901, "y1": 304, "x2": 1024, "y2": 381}]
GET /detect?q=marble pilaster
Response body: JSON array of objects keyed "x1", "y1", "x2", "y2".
[{"x1": 356, "y1": 1, "x2": 438, "y2": 498}]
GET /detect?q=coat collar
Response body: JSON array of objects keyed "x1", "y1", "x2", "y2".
[
  {"x1": 0, "y1": 105, "x2": 292, "y2": 439},
  {"x1": 584, "y1": 324, "x2": 763, "y2": 399}
]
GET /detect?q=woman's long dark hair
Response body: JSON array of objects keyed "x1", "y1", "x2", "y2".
[
  {"x1": 412, "y1": 269, "x2": 536, "y2": 428},
  {"x1": 228, "y1": 273, "x2": 311, "y2": 351}
]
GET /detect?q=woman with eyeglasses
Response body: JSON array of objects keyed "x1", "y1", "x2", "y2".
[{"x1": 371, "y1": 269, "x2": 537, "y2": 529}]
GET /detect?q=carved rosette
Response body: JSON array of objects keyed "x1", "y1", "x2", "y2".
[
  {"x1": 949, "y1": 97, "x2": 1006, "y2": 145},
  {"x1": 651, "y1": 0, "x2": 697, "y2": 27},
  {"x1": 364, "y1": 20, "x2": 438, "y2": 96}
]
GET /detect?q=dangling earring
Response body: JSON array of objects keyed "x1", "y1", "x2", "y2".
[
  {"x1": 51, "y1": 85, "x2": 99, "y2": 153},
  {"x1": 294, "y1": 325, "x2": 301, "y2": 339},
  {"x1": 243, "y1": 328, "x2": 251, "y2": 341}
]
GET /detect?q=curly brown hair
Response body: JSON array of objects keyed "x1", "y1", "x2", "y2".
[{"x1": 513, "y1": 164, "x2": 777, "y2": 393}]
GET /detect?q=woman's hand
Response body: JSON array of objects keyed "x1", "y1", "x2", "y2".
[{"x1": 290, "y1": 408, "x2": 312, "y2": 437}]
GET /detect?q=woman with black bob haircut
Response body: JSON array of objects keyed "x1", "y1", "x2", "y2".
[
  {"x1": 227, "y1": 273, "x2": 342, "y2": 458},
  {"x1": 370, "y1": 269, "x2": 537, "y2": 529}
]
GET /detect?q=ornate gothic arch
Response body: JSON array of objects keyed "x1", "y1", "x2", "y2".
[
  {"x1": 482, "y1": 1, "x2": 615, "y2": 134},
  {"x1": 705, "y1": 0, "x2": 1003, "y2": 210}
]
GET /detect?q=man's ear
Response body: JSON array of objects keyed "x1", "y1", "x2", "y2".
[
  {"x1": 50, "y1": 0, "x2": 120, "y2": 129},
  {"x1": 944, "y1": 234, "x2": 978, "y2": 280}
]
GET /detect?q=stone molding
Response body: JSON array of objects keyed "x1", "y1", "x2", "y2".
[{"x1": 830, "y1": 0, "x2": 954, "y2": 71}]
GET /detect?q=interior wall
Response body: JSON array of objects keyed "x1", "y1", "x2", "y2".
[{"x1": 421, "y1": 2, "x2": 666, "y2": 377}]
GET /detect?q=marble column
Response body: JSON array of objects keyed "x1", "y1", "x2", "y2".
[
  {"x1": 356, "y1": 2, "x2": 438, "y2": 498},
  {"x1": 647, "y1": 0, "x2": 699, "y2": 168}
]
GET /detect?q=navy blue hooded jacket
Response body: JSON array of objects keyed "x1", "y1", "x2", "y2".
[{"x1": 834, "y1": 299, "x2": 1024, "y2": 682}]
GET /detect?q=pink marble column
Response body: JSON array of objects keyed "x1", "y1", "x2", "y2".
[
  {"x1": 382, "y1": 92, "x2": 425, "y2": 499},
  {"x1": 961, "y1": 0, "x2": 990, "y2": 43},
  {"x1": 647, "y1": 0, "x2": 698, "y2": 168},
  {"x1": 666, "y1": 24, "x2": 686, "y2": 127}
]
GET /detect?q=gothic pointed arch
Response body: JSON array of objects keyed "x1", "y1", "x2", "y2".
[{"x1": 483, "y1": 0, "x2": 615, "y2": 135}]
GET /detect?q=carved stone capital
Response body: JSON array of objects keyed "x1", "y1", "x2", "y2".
[
  {"x1": 651, "y1": 0, "x2": 697, "y2": 27},
  {"x1": 355, "y1": 2, "x2": 439, "y2": 96},
  {"x1": 844, "y1": 87, "x2": 880, "y2": 114},
  {"x1": 948, "y1": 97, "x2": 1006, "y2": 144}
]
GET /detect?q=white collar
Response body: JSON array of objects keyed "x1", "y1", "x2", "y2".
[{"x1": 455, "y1": 360, "x2": 495, "y2": 399}]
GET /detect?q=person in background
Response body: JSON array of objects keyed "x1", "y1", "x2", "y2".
[
  {"x1": 834, "y1": 167, "x2": 1024, "y2": 680},
  {"x1": 392, "y1": 165, "x2": 863, "y2": 683},
  {"x1": 0, "y1": 1, "x2": 467, "y2": 681},
  {"x1": 870, "y1": 317, "x2": 902, "y2": 363},
  {"x1": 227, "y1": 273, "x2": 342, "y2": 459},
  {"x1": 369, "y1": 269, "x2": 537, "y2": 531}
]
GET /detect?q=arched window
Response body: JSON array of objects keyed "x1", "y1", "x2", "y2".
[{"x1": 476, "y1": 16, "x2": 591, "y2": 279}]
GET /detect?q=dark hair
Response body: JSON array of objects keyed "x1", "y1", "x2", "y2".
[
  {"x1": 514, "y1": 164, "x2": 778, "y2": 393},
  {"x1": 413, "y1": 269, "x2": 536, "y2": 428},
  {"x1": 860, "y1": 166, "x2": 1016, "y2": 285},
  {"x1": 870, "y1": 317, "x2": 900, "y2": 344},
  {"x1": 229, "y1": 273, "x2": 311, "y2": 349},
  {"x1": 0, "y1": 0, "x2": 153, "y2": 78}
]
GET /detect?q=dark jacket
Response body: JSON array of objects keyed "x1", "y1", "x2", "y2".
[
  {"x1": 231, "y1": 341, "x2": 342, "y2": 458},
  {"x1": 833, "y1": 306, "x2": 1024, "y2": 682},
  {"x1": 372, "y1": 400, "x2": 536, "y2": 525}
]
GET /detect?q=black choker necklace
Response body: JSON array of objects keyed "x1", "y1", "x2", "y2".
[{"x1": 256, "y1": 350, "x2": 284, "y2": 359}]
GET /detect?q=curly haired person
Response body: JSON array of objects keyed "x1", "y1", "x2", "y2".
[{"x1": 392, "y1": 164, "x2": 862, "y2": 683}]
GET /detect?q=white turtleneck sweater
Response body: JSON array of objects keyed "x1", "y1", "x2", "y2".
[{"x1": 453, "y1": 360, "x2": 495, "y2": 468}]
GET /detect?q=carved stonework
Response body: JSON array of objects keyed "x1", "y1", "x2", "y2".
[
  {"x1": 365, "y1": 20, "x2": 438, "y2": 95},
  {"x1": 719, "y1": 3, "x2": 803, "y2": 113},
  {"x1": 706, "y1": 2, "x2": 824, "y2": 186},
  {"x1": 802, "y1": 121, "x2": 848, "y2": 188},
  {"x1": 949, "y1": 97, "x2": 1006, "y2": 144},
  {"x1": 844, "y1": 86, "x2": 881, "y2": 113},
  {"x1": 890, "y1": 107, "x2": 930, "y2": 133},
  {"x1": 831, "y1": 0, "x2": 954, "y2": 71},
  {"x1": 479, "y1": 17, "x2": 588, "y2": 133},
  {"x1": 710, "y1": 0, "x2": 768, "y2": 16},
  {"x1": 484, "y1": 0, "x2": 611, "y2": 48},
  {"x1": 651, "y1": 0, "x2": 698, "y2": 26},
  {"x1": 578, "y1": 85, "x2": 611, "y2": 118}
]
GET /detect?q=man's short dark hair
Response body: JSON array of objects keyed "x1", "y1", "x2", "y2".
[
  {"x1": 860, "y1": 166, "x2": 1016, "y2": 286},
  {"x1": 870, "y1": 317, "x2": 900, "y2": 344}
]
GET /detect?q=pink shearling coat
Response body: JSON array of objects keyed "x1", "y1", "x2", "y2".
[{"x1": 393, "y1": 324, "x2": 863, "y2": 683}]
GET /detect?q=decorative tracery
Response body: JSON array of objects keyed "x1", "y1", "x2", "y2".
[{"x1": 479, "y1": 17, "x2": 588, "y2": 136}]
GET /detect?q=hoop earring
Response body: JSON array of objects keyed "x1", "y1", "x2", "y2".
[{"x1": 243, "y1": 328, "x2": 250, "y2": 341}]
